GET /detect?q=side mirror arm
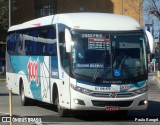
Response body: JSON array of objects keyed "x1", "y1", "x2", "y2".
[
  {"x1": 145, "y1": 30, "x2": 155, "y2": 54},
  {"x1": 65, "y1": 28, "x2": 72, "y2": 53}
]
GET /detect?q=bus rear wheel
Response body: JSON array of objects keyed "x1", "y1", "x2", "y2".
[{"x1": 20, "y1": 84, "x2": 29, "y2": 106}]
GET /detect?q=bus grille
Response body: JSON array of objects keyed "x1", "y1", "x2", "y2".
[
  {"x1": 92, "y1": 100, "x2": 133, "y2": 107},
  {"x1": 89, "y1": 92, "x2": 136, "y2": 98}
]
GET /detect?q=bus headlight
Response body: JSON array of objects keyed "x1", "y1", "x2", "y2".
[
  {"x1": 71, "y1": 84, "x2": 92, "y2": 95},
  {"x1": 134, "y1": 86, "x2": 148, "y2": 94}
]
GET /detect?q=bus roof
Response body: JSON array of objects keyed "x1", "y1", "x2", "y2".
[
  {"x1": 8, "y1": 15, "x2": 55, "y2": 32},
  {"x1": 8, "y1": 13, "x2": 141, "y2": 32}
]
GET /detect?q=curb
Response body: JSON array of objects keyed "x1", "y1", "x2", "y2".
[{"x1": 0, "y1": 112, "x2": 10, "y2": 117}]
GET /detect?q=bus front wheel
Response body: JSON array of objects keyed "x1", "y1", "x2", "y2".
[
  {"x1": 55, "y1": 92, "x2": 69, "y2": 117},
  {"x1": 58, "y1": 105, "x2": 69, "y2": 117}
]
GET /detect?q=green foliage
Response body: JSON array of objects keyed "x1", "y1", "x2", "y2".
[
  {"x1": 0, "y1": 0, "x2": 16, "y2": 42},
  {"x1": 0, "y1": 0, "x2": 16, "y2": 30}
]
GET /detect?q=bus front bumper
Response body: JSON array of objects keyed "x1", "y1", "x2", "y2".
[{"x1": 70, "y1": 89, "x2": 148, "y2": 111}]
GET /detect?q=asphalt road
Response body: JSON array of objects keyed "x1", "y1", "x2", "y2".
[{"x1": 0, "y1": 74, "x2": 160, "y2": 125}]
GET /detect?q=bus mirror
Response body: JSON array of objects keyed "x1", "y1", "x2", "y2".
[
  {"x1": 145, "y1": 30, "x2": 155, "y2": 54},
  {"x1": 65, "y1": 28, "x2": 72, "y2": 53}
]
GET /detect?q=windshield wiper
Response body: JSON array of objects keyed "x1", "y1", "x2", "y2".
[
  {"x1": 92, "y1": 45, "x2": 109, "y2": 83},
  {"x1": 120, "y1": 58, "x2": 131, "y2": 79},
  {"x1": 92, "y1": 53, "x2": 105, "y2": 83},
  {"x1": 116, "y1": 57, "x2": 135, "y2": 82}
]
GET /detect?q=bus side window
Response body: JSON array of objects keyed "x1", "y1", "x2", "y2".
[
  {"x1": 48, "y1": 26, "x2": 56, "y2": 39},
  {"x1": 39, "y1": 27, "x2": 47, "y2": 55},
  {"x1": 31, "y1": 30, "x2": 39, "y2": 55},
  {"x1": 40, "y1": 26, "x2": 57, "y2": 56},
  {"x1": 39, "y1": 43, "x2": 44, "y2": 55},
  {"x1": 7, "y1": 33, "x2": 17, "y2": 55},
  {"x1": 25, "y1": 40, "x2": 31, "y2": 55},
  {"x1": 15, "y1": 33, "x2": 23, "y2": 55},
  {"x1": 24, "y1": 31, "x2": 31, "y2": 55},
  {"x1": 52, "y1": 43, "x2": 57, "y2": 56},
  {"x1": 7, "y1": 34, "x2": 13, "y2": 54},
  {"x1": 47, "y1": 26, "x2": 57, "y2": 56},
  {"x1": 31, "y1": 42, "x2": 38, "y2": 55},
  {"x1": 58, "y1": 24, "x2": 70, "y2": 73}
]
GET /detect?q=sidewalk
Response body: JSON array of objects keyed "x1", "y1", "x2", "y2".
[
  {"x1": 0, "y1": 79, "x2": 6, "y2": 84},
  {"x1": 149, "y1": 72, "x2": 160, "y2": 88},
  {"x1": 0, "y1": 78, "x2": 6, "y2": 82},
  {"x1": 0, "y1": 73, "x2": 6, "y2": 83}
]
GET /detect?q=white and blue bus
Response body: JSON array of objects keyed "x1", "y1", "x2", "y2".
[{"x1": 6, "y1": 13, "x2": 154, "y2": 116}]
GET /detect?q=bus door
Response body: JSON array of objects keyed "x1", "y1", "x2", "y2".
[{"x1": 59, "y1": 40, "x2": 71, "y2": 109}]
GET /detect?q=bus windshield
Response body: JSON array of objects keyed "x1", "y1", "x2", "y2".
[{"x1": 71, "y1": 30, "x2": 147, "y2": 83}]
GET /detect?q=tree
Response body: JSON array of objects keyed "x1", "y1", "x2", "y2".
[
  {"x1": 143, "y1": 0, "x2": 160, "y2": 37},
  {"x1": 0, "y1": 0, "x2": 16, "y2": 29},
  {"x1": 144, "y1": 0, "x2": 160, "y2": 21},
  {"x1": 144, "y1": 0, "x2": 160, "y2": 54},
  {"x1": 0, "y1": 0, "x2": 16, "y2": 42}
]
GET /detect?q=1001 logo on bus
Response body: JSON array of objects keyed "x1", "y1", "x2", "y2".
[{"x1": 27, "y1": 59, "x2": 38, "y2": 85}]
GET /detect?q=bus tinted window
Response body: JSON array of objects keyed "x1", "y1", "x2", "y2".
[
  {"x1": 7, "y1": 33, "x2": 23, "y2": 55},
  {"x1": 7, "y1": 34, "x2": 16, "y2": 54},
  {"x1": 7, "y1": 25, "x2": 57, "y2": 56}
]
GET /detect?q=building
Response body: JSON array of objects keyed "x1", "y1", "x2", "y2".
[
  {"x1": 0, "y1": 0, "x2": 142, "y2": 69},
  {"x1": 0, "y1": 0, "x2": 144, "y2": 72},
  {"x1": 0, "y1": 0, "x2": 143, "y2": 67},
  {"x1": 12, "y1": 0, "x2": 143, "y2": 26}
]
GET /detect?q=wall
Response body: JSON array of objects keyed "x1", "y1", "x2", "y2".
[
  {"x1": 57, "y1": 0, "x2": 113, "y2": 13},
  {"x1": 11, "y1": 0, "x2": 143, "y2": 26},
  {"x1": 12, "y1": 0, "x2": 35, "y2": 25}
]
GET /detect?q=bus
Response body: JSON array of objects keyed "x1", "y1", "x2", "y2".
[{"x1": 6, "y1": 13, "x2": 154, "y2": 117}]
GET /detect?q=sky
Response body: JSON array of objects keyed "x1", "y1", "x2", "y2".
[{"x1": 143, "y1": 0, "x2": 160, "y2": 38}]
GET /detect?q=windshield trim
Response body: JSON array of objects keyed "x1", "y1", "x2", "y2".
[
  {"x1": 70, "y1": 29, "x2": 147, "y2": 84},
  {"x1": 70, "y1": 29, "x2": 144, "y2": 34}
]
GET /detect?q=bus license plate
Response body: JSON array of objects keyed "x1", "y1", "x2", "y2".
[{"x1": 105, "y1": 106, "x2": 119, "y2": 111}]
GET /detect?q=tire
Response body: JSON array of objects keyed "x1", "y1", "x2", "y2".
[
  {"x1": 55, "y1": 90, "x2": 69, "y2": 117},
  {"x1": 58, "y1": 105, "x2": 69, "y2": 117},
  {"x1": 20, "y1": 84, "x2": 29, "y2": 106}
]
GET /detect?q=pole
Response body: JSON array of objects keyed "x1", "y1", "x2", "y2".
[
  {"x1": 9, "y1": 0, "x2": 13, "y2": 125},
  {"x1": 9, "y1": 90, "x2": 13, "y2": 125}
]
